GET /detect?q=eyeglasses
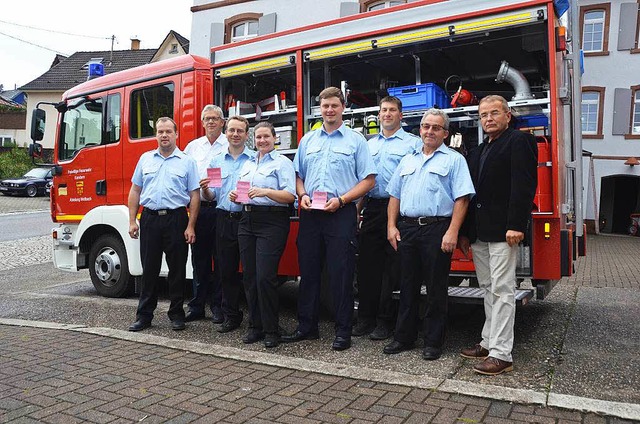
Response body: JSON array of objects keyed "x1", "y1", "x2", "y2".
[
  {"x1": 420, "y1": 123, "x2": 446, "y2": 132},
  {"x1": 479, "y1": 110, "x2": 506, "y2": 120},
  {"x1": 203, "y1": 116, "x2": 223, "y2": 122}
]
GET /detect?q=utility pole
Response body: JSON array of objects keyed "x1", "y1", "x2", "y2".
[{"x1": 110, "y1": 35, "x2": 115, "y2": 64}]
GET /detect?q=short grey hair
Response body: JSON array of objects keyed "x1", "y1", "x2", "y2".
[
  {"x1": 421, "y1": 108, "x2": 450, "y2": 130},
  {"x1": 479, "y1": 95, "x2": 510, "y2": 112},
  {"x1": 201, "y1": 104, "x2": 224, "y2": 120}
]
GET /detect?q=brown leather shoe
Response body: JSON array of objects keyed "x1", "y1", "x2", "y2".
[
  {"x1": 473, "y1": 356, "x2": 513, "y2": 375},
  {"x1": 460, "y1": 343, "x2": 489, "y2": 359}
]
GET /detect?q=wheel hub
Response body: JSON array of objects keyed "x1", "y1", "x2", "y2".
[{"x1": 94, "y1": 247, "x2": 122, "y2": 287}]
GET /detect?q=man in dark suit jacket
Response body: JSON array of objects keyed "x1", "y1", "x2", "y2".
[{"x1": 459, "y1": 95, "x2": 537, "y2": 376}]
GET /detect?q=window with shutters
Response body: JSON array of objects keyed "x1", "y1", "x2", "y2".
[
  {"x1": 580, "y1": 3, "x2": 610, "y2": 56},
  {"x1": 631, "y1": 85, "x2": 640, "y2": 136},
  {"x1": 633, "y1": 1, "x2": 640, "y2": 53},
  {"x1": 360, "y1": 0, "x2": 406, "y2": 12},
  {"x1": 616, "y1": 2, "x2": 640, "y2": 52},
  {"x1": 581, "y1": 87, "x2": 605, "y2": 139},
  {"x1": 224, "y1": 13, "x2": 262, "y2": 43}
]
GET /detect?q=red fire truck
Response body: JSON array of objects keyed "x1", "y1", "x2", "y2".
[{"x1": 31, "y1": 0, "x2": 585, "y2": 303}]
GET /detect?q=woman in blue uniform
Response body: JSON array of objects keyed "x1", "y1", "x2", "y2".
[{"x1": 230, "y1": 122, "x2": 296, "y2": 348}]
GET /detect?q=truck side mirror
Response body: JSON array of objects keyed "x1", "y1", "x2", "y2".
[
  {"x1": 31, "y1": 108, "x2": 46, "y2": 142},
  {"x1": 28, "y1": 143, "x2": 43, "y2": 158}
]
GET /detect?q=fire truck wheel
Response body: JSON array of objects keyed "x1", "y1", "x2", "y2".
[
  {"x1": 630, "y1": 225, "x2": 638, "y2": 236},
  {"x1": 89, "y1": 234, "x2": 134, "y2": 297}
]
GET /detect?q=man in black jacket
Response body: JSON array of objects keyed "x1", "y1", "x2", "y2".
[{"x1": 459, "y1": 95, "x2": 537, "y2": 375}]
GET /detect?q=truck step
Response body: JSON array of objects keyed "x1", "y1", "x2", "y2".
[
  {"x1": 388, "y1": 286, "x2": 535, "y2": 306},
  {"x1": 447, "y1": 286, "x2": 534, "y2": 306}
]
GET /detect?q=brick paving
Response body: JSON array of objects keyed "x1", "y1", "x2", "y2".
[
  {"x1": 0, "y1": 235, "x2": 50, "y2": 271},
  {"x1": 564, "y1": 234, "x2": 640, "y2": 289},
  {"x1": 0, "y1": 325, "x2": 636, "y2": 423},
  {"x1": 0, "y1": 194, "x2": 49, "y2": 215}
]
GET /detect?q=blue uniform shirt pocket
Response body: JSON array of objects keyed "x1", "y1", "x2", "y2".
[{"x1": 427, "y1": 166, "x2": 450, "y2": 193}]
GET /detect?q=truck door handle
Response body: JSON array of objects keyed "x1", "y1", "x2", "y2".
[{"x1": 96, "y1": 180, "x2": 107, "y2": 196}]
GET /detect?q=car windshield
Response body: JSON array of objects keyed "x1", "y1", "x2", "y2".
[{"x1": 24, "y1": 168, "x2": 50, "y2": 178}]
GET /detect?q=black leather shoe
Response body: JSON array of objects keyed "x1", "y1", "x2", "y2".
[
  {"x1": 217, "y1": 320, "x2": 241, "y2": 333},
  {"x1": 243, "y1": 329, "x2": 265, "y2": 344},
  {"x1": 128, "y1": 320, "x2": 151, "y2": 332},
  {"x1": 383, "y1": 340, "x2": 414, "y2": 354},
  {"x1": 332, "y1": 336, "x2": 351, "y2": 351},
  {"x1": 280, "y1": 330, "x2": 320, "y2": 343},
  {"x1": 171, "y1": 320, "x2": 186, "y2": 331},
  {"x1": 211, "y1": 309, "x2": 224, "y2": 324},
  {"x1": 264, "y1": 333, "x2": 280, "y2": 348},
  {"x1": 185, "y1": 311, "x2": 204, "y2": 322},
  {"x1": 369, "y1": 325, "x2": 393, "y2": 341},
  {"x1": 422, "y1": 346, "x2": 442, "y2": 360},
  {"x1": 352, "y1": 321, "x2": 375, "y2": 337}
]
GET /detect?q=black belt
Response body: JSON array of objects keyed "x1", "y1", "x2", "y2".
[
  {"x1": 201, "y1": 201, "x2": 217, "y2": 208},
  {"x1": 218, "y1": 209, "x2": 242, "y2": 219},
  {"x1": 144, "y1": 207, "x2": 186, "y2": 216},
  {"x1": 243, "y1": 205, "x2": 289, "y2": 213},
  {"x1": 400, "y1": 216, "x2": 449, "y2": 226},
  {"x1": 366, "y1": 197, "x2": 389, "y2": 206}
]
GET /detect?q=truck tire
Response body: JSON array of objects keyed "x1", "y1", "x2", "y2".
[{"x1": 88, "y1": 234, "x2": 134, "y2": 297}]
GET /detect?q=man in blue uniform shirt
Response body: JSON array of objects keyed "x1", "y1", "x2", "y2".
[
  {"x1": 128, "y1": 117, "x2": 200, "y2": 332},
  {"x1": 201, "y1": 115, "x2": 255, "y2": 334},
  {"x1": 353, "y1": 96, "x2": 421, "y2": 341},
  {"x1": 283, "y1": 86, "x2": 376, "y2": 351},
  {"x1": 384, "y1": 108, "x2": 475, "y2": 360}
]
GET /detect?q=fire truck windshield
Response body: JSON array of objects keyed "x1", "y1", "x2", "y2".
[{"x1": 58, "y1": 99, "x2": 104, "y2": 161}]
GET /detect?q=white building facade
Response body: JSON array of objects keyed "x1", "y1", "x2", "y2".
[{"x1": 580, "y1": 0, "x2": 640, "y2": 234}]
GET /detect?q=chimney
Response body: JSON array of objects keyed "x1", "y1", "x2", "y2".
[{"x1": 130, "y1": 37, "x2": 140, "y2": 50}]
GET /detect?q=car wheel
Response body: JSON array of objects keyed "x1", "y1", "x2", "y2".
[
  {"x1": 88, "y1": 234, "x2": 134, "y2": 297},
  {"x1": 26, "y1": 185, "x2": 37, "y2": 197}
]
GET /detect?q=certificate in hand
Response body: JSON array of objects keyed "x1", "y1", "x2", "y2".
[
  {"x1": 236, "y1": 181, "x2": 251, "y2": 203},
  {"x1": 311, "y1": 191, "x2": 327, "y2": 210},
  {"x1": 207, "y1": 168, "x2": 222, "y2": 188}
]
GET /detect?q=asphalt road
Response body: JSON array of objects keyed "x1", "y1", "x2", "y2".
[{"x1": 0, "y1": 210, "x2": 52, "y2": 242}]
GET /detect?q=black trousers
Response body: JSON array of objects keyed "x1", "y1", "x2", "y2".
[
  {"x1": 216, "y1": 209, "x2": 243, "y2": 323},
  {"x1": 296, "y1": 204, "x2": 358, "y2": 338},
  {"x1": 394, "y1": 219, "x2": 452, "y2": 348},
  {"x1": 188, "y1": 204, "x2": 222, "y2": 315},
  {"x1": 136, "y1": 208, "x2": 189, "y2": 322},
  {"x1": 238, "y1": 209, "x2": 290, "y2": 335},
  {"x1": 356, "y1": 198, "x2": 399, "y2": 328}
]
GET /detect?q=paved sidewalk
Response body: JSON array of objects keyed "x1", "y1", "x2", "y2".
[
  {"x1": 564, "y1": 234, "x2": 639, "y2": 289},
  {"x1": 1, "y1": 324, "x2": 633, "y2": 424},
  {"x1": 0, "y1": 194, "x2": 49, "y2": 215}
]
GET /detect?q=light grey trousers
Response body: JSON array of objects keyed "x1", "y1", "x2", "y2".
[{"x1": 471, "y1": 241, "x2": 518, "y2": 362}]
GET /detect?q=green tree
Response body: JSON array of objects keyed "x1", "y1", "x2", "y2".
[{"x1": 0, "y1": 148, "x2": 33, "y2": 179}]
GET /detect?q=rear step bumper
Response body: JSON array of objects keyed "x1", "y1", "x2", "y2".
[{"x1": 389, "y1": 286, "x2": 535, "y2": 306}]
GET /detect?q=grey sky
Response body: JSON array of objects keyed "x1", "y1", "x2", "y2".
[{"x1": 0, "y1": 0, "x2": 193, "y2": 90}]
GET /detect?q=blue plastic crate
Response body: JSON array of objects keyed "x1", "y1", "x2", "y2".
[
  {"x1": 516, "y1": 114, "x2": 548, "y2": 129},
  {"x1": 387, "y1": 83, "x2": 449, "y2": 110}
]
